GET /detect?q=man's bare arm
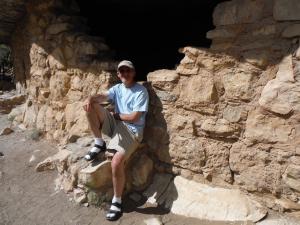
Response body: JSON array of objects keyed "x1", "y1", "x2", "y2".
[
  {"x1": 89, "y1": 92, "x2": 109, "y2": 103},
  {"x1": 112, "y1": 111, "x2": 143, "y2": 123}
]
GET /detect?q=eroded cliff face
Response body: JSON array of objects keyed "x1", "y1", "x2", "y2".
[
  {"x1": 8, "y1": 0, "x2": 300, "y2": 213},
  {"x1": 145, "y1": 0, "x2": 300, "y2": 210},
  {"x1": 11, "y1": 0, "x2": 118, "y2": 142}
]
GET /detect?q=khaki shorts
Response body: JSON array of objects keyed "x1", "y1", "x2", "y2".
[{"x1": 101, "y1": 109, "x2": 139, "y2": 160}]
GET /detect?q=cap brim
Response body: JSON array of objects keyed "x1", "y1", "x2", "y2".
[{"x1": 117, "y1": 64, "x2": 135, "y2": 70}]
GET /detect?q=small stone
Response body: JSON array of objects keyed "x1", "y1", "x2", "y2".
[
  {"x1": 28, "y1": 150, "x2": 42, "y2": 167},
  {"x1": 143, "y1": 217, "x2": 163, "y2": 225},
  {"x1": 28, "y1": 129, "x2": 41, "y2": 141},
  {"x1": 275, "y1": 198, "x2": 300, "y2": 211},
  {"x1": 75, "y1": 195, "x2": 87, "y2": 204},
  {"x1": 0, "y1": 152, "x2": 3, "y2": 157},
  {"x1": 282, "y1": 24, "x2": 300, "y2": 38},
  {"x1": 68, "y1": 134, "x2": 80, "y2": 143},
  {"x1": 63, "y1": 178, "x2": 74, "y2": 193},
  {"x1": 223, "y1": 106, "x2": 243, "y2": 123},
  {"x1": 8, "y1": 104, "x2": 25, "y2": 122},
  {"x1": 155, "y1": 90, "x2": 177, "y2": 102},
  {"x1": 29, "y1": 155, "x2": 36, "y2": 163},
  {"x1": 18, "y1": 124, "x2": 26, "y2": 131},
  {"x1": 201, "y1": 118, "x2": 239, "y2": 138},
  {"x1": 46, "y1": 48, "x2": 66, "y2": 70},
  {"x1": 83, "y1": 202, "x2": 89, "y2": 207},
  {"x1": 0, "y1": 127, "x2": 13, "y2": 135},
  {"x1": 46, "y1": 23, "x2": 72, "y2": 35},
  {"x1": 73, "y1": 188, "x2": 87, "y2": 204}
]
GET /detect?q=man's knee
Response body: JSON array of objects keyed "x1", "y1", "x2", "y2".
[
  {"x1": 85, "y1": 102, "x2": 99, "y2": 116},
  {"x1": 111, "y1": 153, "x2": 125, "y2": 176}
]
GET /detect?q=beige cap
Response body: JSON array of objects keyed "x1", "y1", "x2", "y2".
[{"x1": 117, "y1": 60, "x2": 135, "y2": 70}]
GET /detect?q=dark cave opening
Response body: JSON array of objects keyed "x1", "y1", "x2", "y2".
[{"x1": 75, "y1": 0, "x2": 228, "y2": 80}]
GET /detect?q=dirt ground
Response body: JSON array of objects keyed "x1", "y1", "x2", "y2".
[{"x1": 0, "y1": 113, "x2": 254, "y2": 225}]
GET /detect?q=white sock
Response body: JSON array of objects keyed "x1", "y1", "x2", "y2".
[
  {"x1": 89, "y1": 138, "x2": 104, "y2": 154},
  {"x1": 94, "y1": 138, "x2": 104, "y2": 146},
  {"x1": 109, "y1": 196, "x2": 122, "y2": 212},
  {"x1": 112, "y1": 196, "x2": 122, "y2": 204}
]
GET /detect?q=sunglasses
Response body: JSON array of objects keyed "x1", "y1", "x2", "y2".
[{"x1": 118, "y1": 68, "x2": 132, "y2": 73}]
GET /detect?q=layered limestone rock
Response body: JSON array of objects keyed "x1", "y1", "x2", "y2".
[
  {"x1": 144, "y1": 0, "x2": 300, "y2": 215},
  {"x1": 5, "y1": 0, "x2": 300, "y2": 220},
  {"x1": 10, "y1": 0, "x2": 118, "y2": 143},
  {"x1": 0, "y1": 0, "x2": 26, "y2": 44}
]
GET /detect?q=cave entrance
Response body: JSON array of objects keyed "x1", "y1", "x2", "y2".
[
  {"x1": 75, "y1": 0, "x2": 228, "y2": 81},
  {"x1": 0, "y1": 44, "x2": 14, "y2": 91}
]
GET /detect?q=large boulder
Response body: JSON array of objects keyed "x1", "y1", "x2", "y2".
[
  {"x1": 213, "y1": 0, "x2": 273, "y2": 26},
  {"x1": 147, "y1": 70, "x2": 179, "y2": 91},
  {"x1": 201, "y1": 118, "x2": 240, "y2": 139},
  {"x1": 274, "y1": 0, "x2": 300, "y2": 21},
  {"x1": 283, "y1": 164, "x2": 300, "y2": 192},
  {"x1": 179, "y1": 73, "x2": 217, "y2": 105},
  {"x1": 259, "y1": 55, "x2": 298, "y2": 115},
  {"x1": 282, "y1": 24, "x2": 300, "y2": 38},
  {"x1": 222, "y1": 71, "x2": 254, "y2": 101},
  {"x1": 229, "y1": 141, "x2": 292, "y2": 193},
  {"x1": 65, "y1": 101, "x2": 89, "y2": 139},
  {"x1": 244, "y1": 109, "x2": 293, "y2": 144},
  {"x1": 78, "y1": 160, "x2": 112, "y2": 189},
  {"x1": 130, "y1": 154, "x2": 153, "y2": 189},
  {"x1": 144, "y1": 174, "x2": 267, "y2": 222},
  {"x1": 35, "y1": 149, "x2": 72, "y2": 173}
]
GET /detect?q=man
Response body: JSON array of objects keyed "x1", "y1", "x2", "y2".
[{"x1": 83, "y1": 60, "x2": 149, "y2": 221}]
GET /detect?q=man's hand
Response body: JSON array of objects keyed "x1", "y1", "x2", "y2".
[
  {"x1": 83, "y1": 92, "x2": 109, "y2": 112},
  {"x1": 110, "y1": 112, "x2": 122, "y2": 120},
  {"x1": 83, "y1": 97, "x2": 92, "y2": 112},
  {"x1": 110, "y1": 111, "x2": 142, "y2": 123}
]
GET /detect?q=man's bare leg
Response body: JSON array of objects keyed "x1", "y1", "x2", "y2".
[
  {"x1": 85, "y1": 102, "x2": 105, "y2": 137},
  {"x1": 106, "y1": 152, "x2": 125, "y2": 220},
  {"x1": 84, "y1": 102, "x2": 106, "y2": 161},
  {"x1": 111, "y1": 152, "x2": 126, "y2": 198}
]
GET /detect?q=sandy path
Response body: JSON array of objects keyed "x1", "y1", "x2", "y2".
[{"x1": 0, "y1": 113, "x2": 251, "y2": 225}]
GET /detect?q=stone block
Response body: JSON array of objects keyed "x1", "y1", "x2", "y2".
[{"x1": 274, "y1": 0, "x2": 300, "y2": 21}]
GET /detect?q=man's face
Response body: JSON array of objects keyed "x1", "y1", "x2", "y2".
[{"x1": 117, "y1": 66, "x2": 135, "y2": 85}]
